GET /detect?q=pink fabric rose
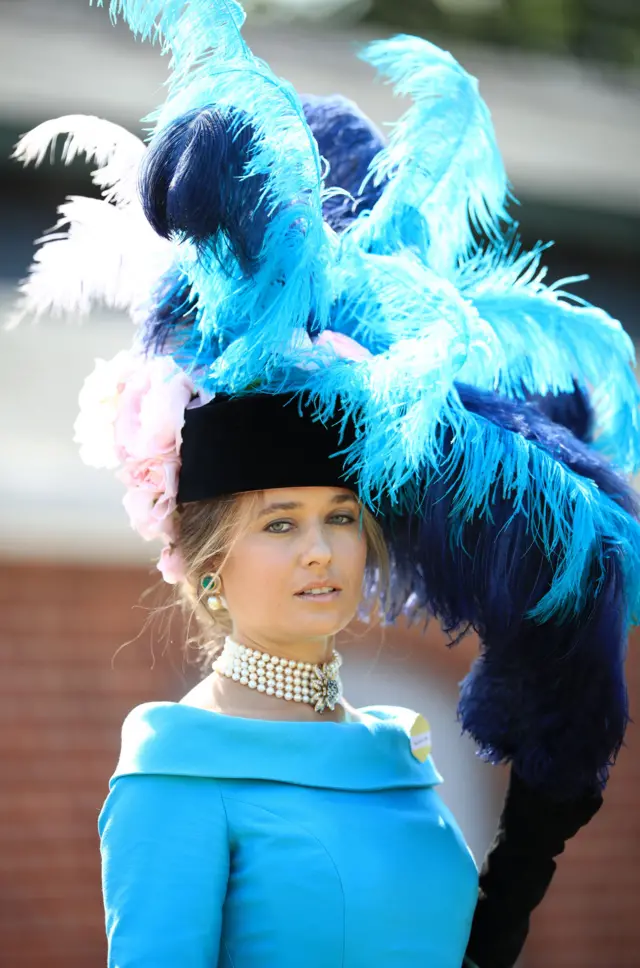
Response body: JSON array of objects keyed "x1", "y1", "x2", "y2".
[
  {"x1": 117, "y1": 456, "x2": 180, "y2": 499},
  {"x1": 73, "y1": 350, "x2": 141, "y2": 468},
  {"x1": 114, "y1": 355, "x2": 194, "y2": 462},
  {"x1": 157, "y1": 543, "x2": 187, "y2": 585},
  {"x1": 75, "y1": 347, "x2": 199, "y2": 586},
  {"x1": 122, "y1": 475, "x2": 179, "y2": 541}
]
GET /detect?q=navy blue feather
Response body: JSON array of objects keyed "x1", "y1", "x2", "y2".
[
  {"x1": 459, "y1": 385, "x2": 636, "y2": 515},
  {"x1": 138, "y1": 107, "x2": 269, "y2": 273},
  {"x1": 140, "y1": 268, "x2": 199, "y2": 355},
  {"x1": 525, "y1": 381, "x2": 594, "y2": 444},
  {"x1": 380, "y1": 384, "x2": 635, "y2": 798},
  {"x1": 301, "y1": 94, "x2": 387, "y2": 233}
]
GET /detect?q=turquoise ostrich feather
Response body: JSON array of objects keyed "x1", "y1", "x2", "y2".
[
  {"x1": 104, "y1": 0, "x2": 247, "y2": 76},
  {"x1": 456, "y1": 238, "x2": 640, "y2": 473},
  {"x1": 102, "y1": 0, "x2": 334, "y2": 383},
  {"x1": 351, "y1": 35, "x2": 512, "y2": 276}
]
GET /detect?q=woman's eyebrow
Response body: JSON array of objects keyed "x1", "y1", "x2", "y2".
[{"x1": 257, "y1": 494, "x2": 357, "y2": 519}]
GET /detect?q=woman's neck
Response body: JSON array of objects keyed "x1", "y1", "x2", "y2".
[
  {"x1": 180, "y1": 669, "x2": 359, "y2": 724},
  {"x1": 228, "y1": 631, "x2": 335, "y2": 667},
  {"x1": 194, "y1": 632, "x2": 353, "y2": 723},
  {"x1": 209, "y1": 675, "x2": 355, "y2": 723}
]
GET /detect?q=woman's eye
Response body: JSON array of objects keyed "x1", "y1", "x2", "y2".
[
  {"x1": 331, "y1": 514, "x2": 356, "y2": 525},
  {"x1": 265, "y1": 520, "x2": 293, "y2": 533}
]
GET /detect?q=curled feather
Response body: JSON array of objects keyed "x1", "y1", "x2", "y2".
[
  {"x1": 12, "y1": 115, "x2": 146, "y2": 207},
  {"x1": 139, "y1": 107, "x2": 269, "y2": 272},
  {"x1": 102, "y1": 0, "x2": 334, "y2": 385},
  {"x1": 106, "y1": 0, "x2": 247, "y2": 92},
  {"x1": 353, "y1": 35, "x2": 511, "y2": 274},
  {"x1": 108, "y1": 0, "x2": 334, "y2": 385}
]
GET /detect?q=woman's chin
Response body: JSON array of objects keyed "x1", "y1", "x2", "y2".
[{"x1": 281, "y1": 610, "x2": 354, "y2": 642}]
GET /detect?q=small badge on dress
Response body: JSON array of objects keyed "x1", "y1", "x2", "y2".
[{"x1": 409, "y1": 713, "x2": 432, "y2": 763}]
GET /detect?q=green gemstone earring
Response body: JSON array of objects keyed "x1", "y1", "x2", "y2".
[{"x1": 201, "y1": 572, "x2": 224, "y2": 611}]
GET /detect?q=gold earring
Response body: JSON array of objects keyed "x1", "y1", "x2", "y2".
[{"x1": 201, "y1": 573, "x2": 224, "y2": 611}]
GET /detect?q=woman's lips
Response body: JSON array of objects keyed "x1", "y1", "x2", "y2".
[{"x1": 295, "y1": 589, "x2": 341, "y2": 603}]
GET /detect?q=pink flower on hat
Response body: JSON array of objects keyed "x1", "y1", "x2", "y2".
[
  {"x1": 157, "y1": 543, "x2": 188, "y2": 584},
  {"x1": 75, "y1": 348, "x2": 197, "y2": 583},
  {"x1": 117, "y1": 456, "x2": 181, "y2": 498},
  {"x1": 73, "y1": 349, "x2": 141, "y2": 469},
  {"x1": 115, "y1": 354, "x2": 194, "y2": 462},
  {"x1": 120, "y1": 459, "x2": 181, "y2": 540}
]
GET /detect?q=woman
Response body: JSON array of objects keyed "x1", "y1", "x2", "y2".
[
  {"x1": 93, "y1": 381, "x2": 608, "y2": 968},
  {"x1": 101, "y1": 480, "x2": 479, "y2": 968},
  {"x1": 14, "y1": 1, "x2": 640, "y2": 965}
]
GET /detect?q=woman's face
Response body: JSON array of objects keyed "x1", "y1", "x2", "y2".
[{"x1": 219, "y1": 486, "x2": 367, "y2": 653}]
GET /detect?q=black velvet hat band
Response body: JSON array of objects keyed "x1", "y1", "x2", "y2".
[{"x1": 176, "y1": 394, "x2": 357, "y2": 503}]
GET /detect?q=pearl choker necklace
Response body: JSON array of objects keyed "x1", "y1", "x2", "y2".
[{"x1": 212, "y1": 637, "x2": 343, "y2": 714}]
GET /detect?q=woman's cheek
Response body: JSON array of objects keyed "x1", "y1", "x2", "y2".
[
  {"x1": 247, "y1": 541, "x2": 293, "y2": 597},
  {"x1": 338, "y1": 528, "x2": 367, "y2": 571}
]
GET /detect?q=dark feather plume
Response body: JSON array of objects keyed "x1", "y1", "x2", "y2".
[
  {"x1": 381, "y1": 384, "x2": 635, "y2": 798},
  {"x1": 140, "y1": 268, "x2": 198, "y2": 356},
  {"x1": 525, "y1": 380, "x2": 595, "y2": 443},
  {"x1": 301, "y1": 94, "x2": 388, "y2": 233},
  {"x1": 138, "y1": 107, "x2": 268, "y2": 272}
]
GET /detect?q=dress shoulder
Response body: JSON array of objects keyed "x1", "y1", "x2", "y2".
[{"x1": 111, "y1": 700, "x2": 443, "y2": 792}]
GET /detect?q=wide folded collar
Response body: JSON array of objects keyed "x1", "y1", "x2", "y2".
[{"x1": 111, "y1": 702, "x2": 443, "y2": 792}]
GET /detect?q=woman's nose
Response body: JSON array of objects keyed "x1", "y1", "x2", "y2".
[{"x1": 302, "y1": 526, "x2": 332, "y2": 566}]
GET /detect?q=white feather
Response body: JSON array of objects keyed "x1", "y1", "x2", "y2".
[
  {"x1": 12, "y1": 115, "x2": 146, "y2": 207},
  {"x1": 8, "y1": 196, "x2": 174, "y2": 327}
]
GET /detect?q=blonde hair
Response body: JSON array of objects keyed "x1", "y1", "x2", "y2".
[{"x1": 174, "y1": 491, "x2": 390, "y2": 669}]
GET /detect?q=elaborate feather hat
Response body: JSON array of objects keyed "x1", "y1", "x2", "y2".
[{"x1": 12, "y1": 0, "x2": 640, "y2": 799}]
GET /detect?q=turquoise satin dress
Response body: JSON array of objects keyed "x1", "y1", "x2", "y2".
[{"x1": 99, "y1": 702, "x2": 478, "y2": 967}]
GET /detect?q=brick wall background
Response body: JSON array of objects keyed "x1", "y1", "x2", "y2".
[
  {"x1": 1, "y1": 559, "x2": 638, "y2": 968},
  {"x1": 0, "y1": 561, "x2": 191, "y2": 968}
]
